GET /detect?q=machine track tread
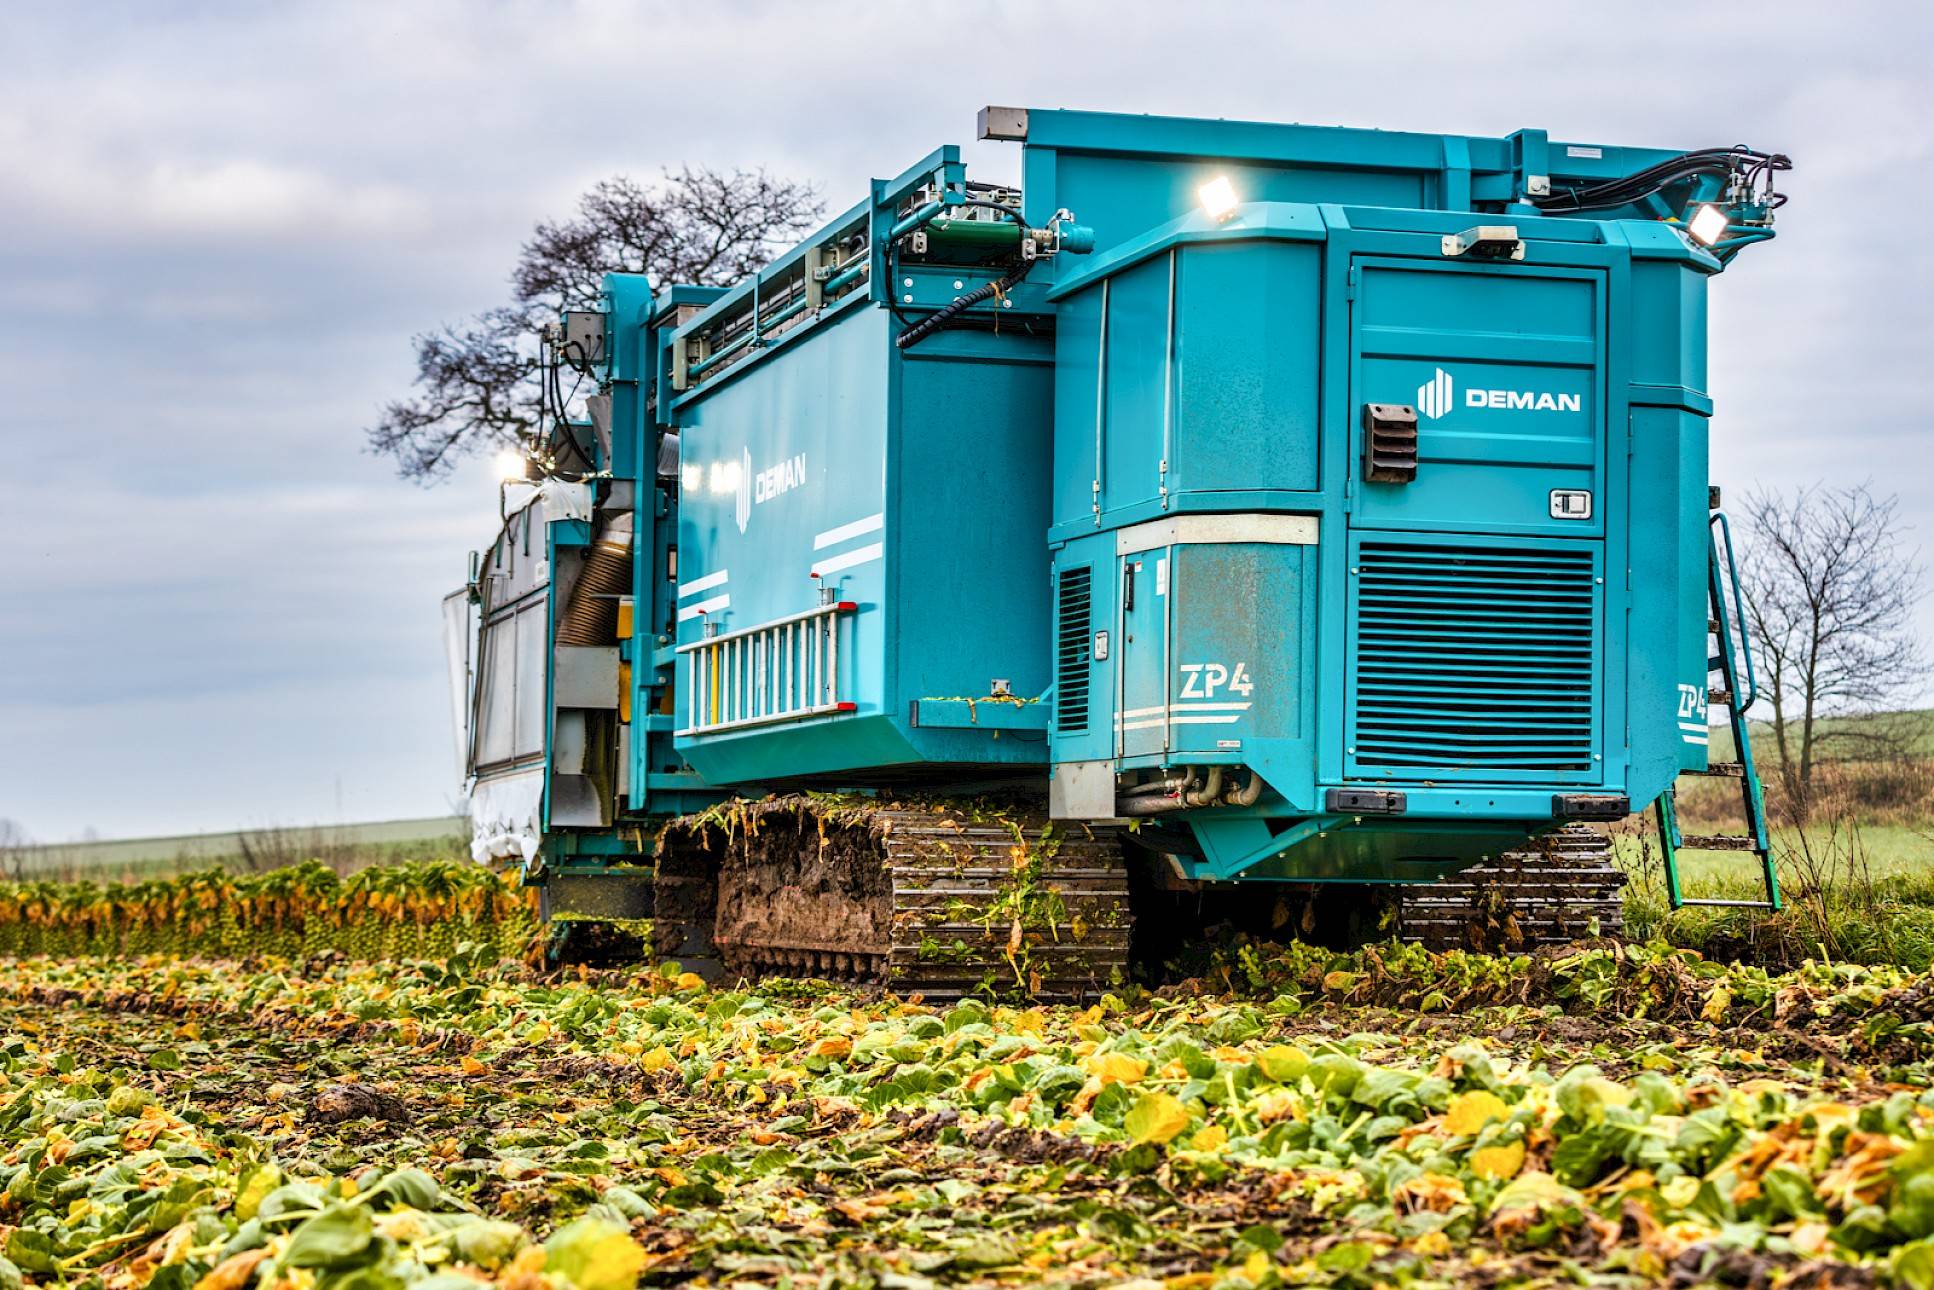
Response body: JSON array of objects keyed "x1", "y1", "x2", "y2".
[
  {"x1": 651, "y1": 796, "x2": 1131, "y2": 1002},
  {"x1": 1398, "y1": 823, "x2": 1626, "y2": 951}
]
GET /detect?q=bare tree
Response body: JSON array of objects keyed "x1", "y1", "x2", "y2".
[
  {"x1": 1739, "y1": 482, "x2": 1929, "y2": 815},
  {"x1": 370, "y1": 167, "x2": 823, "y2": 481},
  {"x1": 0, "y1": 819, "x2": 33, "y2": 881}
]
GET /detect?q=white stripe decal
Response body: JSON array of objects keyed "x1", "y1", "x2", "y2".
[
  {"x1": 677, "y1": 569, "x2": 729, "y2": 599},
  {"x1": 1115, "y1": 701, "x2": 1253, "y2": 722},
  {"x1": 1682, "y1": 733, "x2": 1710, "y2": 746},
  {"x1": 1116, "y1": 713, "x2": 1244, "y2": 731},
  {"x1": 677, "y1": 593, "x2": 730, "y2": 622},
  {"x1": 812, "y1": 542, "x2": 883, "y2": 576},
  {"x1": 814, "y1": 513, "x2": 885, "y2": 550}
]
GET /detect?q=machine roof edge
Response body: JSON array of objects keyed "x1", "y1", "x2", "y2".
[{"x1": 1046, "y1": 202, "x2": 1327, "y2": 300}]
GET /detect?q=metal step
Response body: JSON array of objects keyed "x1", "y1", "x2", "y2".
[
  {"x1": 1691, "y1": 761, "x2": 1744, "y2": 778},
  {"x1": 1676, "y1": 898, "x2": 1779, "y2": 910},
  {"x1": 1675, "y1": 833, "x2": 1758, "y2": 852},
  {"x1": 1708, "y1": 689, "x2": 1733, "y2": 706}
]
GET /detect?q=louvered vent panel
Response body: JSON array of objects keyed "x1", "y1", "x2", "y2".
[
  {"x1": 1055, "y1": 567, "x2": 1092, "y2": 734},
  {"x1": 1351, "y1": 542, "x2": 1597, "y2": 774}
]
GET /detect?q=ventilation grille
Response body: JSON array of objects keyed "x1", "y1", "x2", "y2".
[
  {"x1": 1055, "y1": 567, "x2": 1092, "y2": 734},
  {"x1": 1351, "y1": 542, "x2": 1597, "y2": 775}
]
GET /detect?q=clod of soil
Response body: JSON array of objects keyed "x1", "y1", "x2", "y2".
[{"x1": 309, "y1": 1082, "x2": 407, "y2": 1123}]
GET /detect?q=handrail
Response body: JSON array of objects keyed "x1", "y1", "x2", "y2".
[{"x1": 675, "y1": 601, "x2": 859, "y2": 737}]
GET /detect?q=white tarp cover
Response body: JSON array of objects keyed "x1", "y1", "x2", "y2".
[
  {"x1": 468, "y1": 768, "x2": 545, "y2": 865},
  {"x1": 509, "y1": 478, "x2": 592, "y2": 523},
  {"x1": 440, "y1": 588, "x2": 472, "y2": 784},
  {"x1": 454, "y1": 478, "x2": 595, "y2": 867}
]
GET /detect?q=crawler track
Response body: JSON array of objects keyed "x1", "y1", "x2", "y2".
[
  {"x1": 1397, "y1": 823, "x2": 1626, "y2": 950},
  {"x1": 652, "y1": 797, "x2": 1132, "y2": 1001}
]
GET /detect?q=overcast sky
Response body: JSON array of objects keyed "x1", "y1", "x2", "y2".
[{"x1": 2, "y1": 1, "x2": 1929, "y2": 840}]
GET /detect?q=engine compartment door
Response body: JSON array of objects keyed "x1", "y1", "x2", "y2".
[{"x1": 1350, "y1": 257, "x2": 1605, "y2": 538}]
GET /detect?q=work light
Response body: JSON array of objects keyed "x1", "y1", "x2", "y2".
[
  {"x1": 1688, "y1": 203, "x2": 1730, "y2": 246},
  {"x1": 1198, "y1": 175, "x2": 1239, "y2": 221}
]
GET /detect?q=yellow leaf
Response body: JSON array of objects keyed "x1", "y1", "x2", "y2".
[
  {"x1": 524, "y1": 1020, "x2": 552, "y2": 1045},
  {"x1": 1444, "y1": 1089, "x2": 1510, "y2": 1136},
  {"x1": 544, "y1": 1217, "x2": 646, "y2": 1290},
  {"x1": 1257, "y1": 1045, "x2": 1309, "y2": 1083},
  {"x1": 1701, "y1": 985, "x2": 1733, "y2": 1023},
  {"x1": 461, "y1": 1056, "x2": 488, "y2": 1076},
  {"x1": 639, "y1": 1047, "x2": 673, "y2": 1072},
  {"x1": 234, "y1": 1165, "x2": 281, "y2": 1220},
  {"x1": 194, "y1": 1248, "x2": 271, "y2": 1290},
  {"x1": 808, "y1": 1036, "x2": 852, "y2": 1060},
  {"x1": 1243, "y1": 1248, "x2": 1270, "y2": 1281},
  {"x1": 1471, "y1": 1139, "x2": 1527, "y2": 1180},
  {"x1": 1189, "y1": 1123, "x2": 1228, "y2": 1153},
  {"x1": 675, "y1": 972, "x2": 705, "y2": 991},
  {"x1": 1251, "y1": 1087, "x2": 1303, "y2": 1124},
  {"x1": 1411, "y1": 1231, "x2": 1453, "y2": 1257},
  {"x1": 1084, "y1": 1051, "x2": 1147, "y2": 1086},
  {"x1": 1124, "y1": 1091, "x2": 1192, "y2": 1145}
]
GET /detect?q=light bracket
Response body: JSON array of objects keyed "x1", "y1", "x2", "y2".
[{"x1": 1442, "y1": 224, "x2": 1525, "y2": 260}]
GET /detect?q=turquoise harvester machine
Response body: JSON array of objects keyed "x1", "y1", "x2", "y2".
[{"x1": 453, "y1": 107, "x2": 1788, "y2": 990}]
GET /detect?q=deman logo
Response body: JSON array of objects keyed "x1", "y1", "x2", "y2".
[{"x1": 1415, "y1": 367, "x2": 1583, "y2": 420}]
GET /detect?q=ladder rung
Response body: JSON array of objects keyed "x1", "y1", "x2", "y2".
[
  {"x1": 1677, "y1": 898, "x2": 1779, "y2": 909},
  {"x1": 1707, "y1": 689, "x2": 1732, "y2": 706},
  {"x1": 1690, "y1": 761, "x2": 1744, "y2": 778},
  {"x1": 1676, "y1": 834, "x2": 1759, "y2": 851}
]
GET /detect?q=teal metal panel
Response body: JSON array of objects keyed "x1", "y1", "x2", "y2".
[
  {"x1": 1170, "y1": 243, "x2": 1322, "y2": 496},
  {"x1": 1626, "y1": 406, "x2": 1712, "y2": 806},
  {"x1": 1115, "y1": 549, "x2": 1167, "y2": 758},
  {"x1": 1100, "y1": 256, "x2": 1168, "y2": 516},
  {"x1": 1350, "y1": 257, "x2": 1606, "y2": 537},
  {"x1": 892, "y1": 332, "x2": 1056, "y2": 768},
  {"x1": 671, "y1": 306, "x2": 891, "y2": 784}
]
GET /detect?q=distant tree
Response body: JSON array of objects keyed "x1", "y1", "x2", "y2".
[
  {"x1": 0, "y1": 819, "x2": 31, "y2": 880},
  {"x1": 370, "y1": 168, "x2": 823, "y2": 481},
  {"x1": 1739, "y1": 482, "x2": 1930, "y2": 815}
]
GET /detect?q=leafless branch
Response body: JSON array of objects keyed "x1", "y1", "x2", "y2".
[
  {"x1": 1739, "y1": 481, "x2": 1929, "y2": 817},
  {"x1": 369, "y1": 168, "x2": 821, "y2": 481}
]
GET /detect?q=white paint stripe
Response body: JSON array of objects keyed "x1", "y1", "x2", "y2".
[
  {"x1": 677, "y1": 569, "x2": 729, "y2": 599},
  {"x1": 1119, "y1": 713, "x2": 1245, "y2": 730},
  {"x1": 1682, "y1": 733, "x2": 1710, "y2": 746},
  {"x1": 812, "y1": 542, "x2": 883, "y2": 576},
  {"x1": 1116, "y1": 702, "x2": 1253, "y2": 721},
  {"x1": 677, "y1": 593, "x2": 730, "y2": 622},
  {"x1": 813, "y1": 513, "x2": 885, "y2": 550}
]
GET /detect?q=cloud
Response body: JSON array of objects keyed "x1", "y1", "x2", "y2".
[
  {"x1": 0, "y1": 117, "x2": 428, "y2": 243},
  {"x1": 0, "y1": 0, "x2": 1930, "y2": 839}
]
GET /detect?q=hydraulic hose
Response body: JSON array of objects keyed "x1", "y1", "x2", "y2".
[
  {"x1": 894, "y1": 259, "x2": 1033, "y2": 351},
  {"x1": 1223, "y1": 770, "x2": 1266, "y2": 807},
  {"x1": 1183, "y1": 767, "x2": 1224, "y2": 807}
]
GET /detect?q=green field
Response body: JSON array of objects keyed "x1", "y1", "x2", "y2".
[{"x1": 4, "y1": 815, "x2": 468, "y2": 881}]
